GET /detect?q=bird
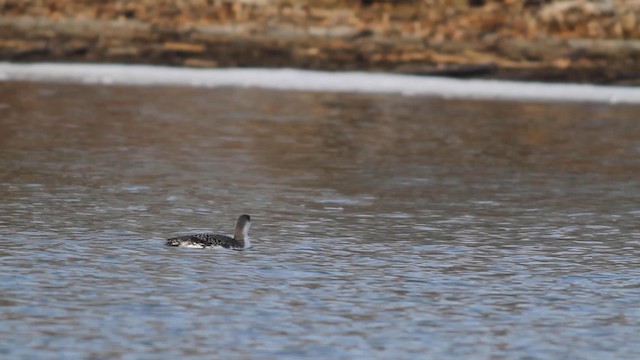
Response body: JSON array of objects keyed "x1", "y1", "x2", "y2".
[{"x1": 166, "y1": 214, "x2": 251, "y2": 250}]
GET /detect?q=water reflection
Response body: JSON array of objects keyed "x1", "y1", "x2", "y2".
[{"x1": 1, "y1": 81, "x2": 639, "y2": 358}]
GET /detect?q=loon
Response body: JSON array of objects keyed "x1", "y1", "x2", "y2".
[{"x1": 166, "y1": 214, "x2": 251, "y2": 250}]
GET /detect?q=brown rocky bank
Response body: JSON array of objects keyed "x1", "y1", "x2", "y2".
[{"x1": 1, "y1": 0, "x2": 639, "y2": 84}]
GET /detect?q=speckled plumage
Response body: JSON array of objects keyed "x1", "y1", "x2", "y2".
[
  {"x1": 166, "y1": 214, "x2": 251, "y2": 250},
  {"x1": 166, "y1": 233, "x2": 242, "y2": 248}
]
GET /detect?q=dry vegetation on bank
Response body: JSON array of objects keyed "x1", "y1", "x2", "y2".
[{"x1": 1, "y1": 0, "x2": 639, "y2": 83}]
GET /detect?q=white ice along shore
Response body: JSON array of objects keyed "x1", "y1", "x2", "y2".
[{"x1": 0, "y1": 62, "x2": 639, "y2": 104}]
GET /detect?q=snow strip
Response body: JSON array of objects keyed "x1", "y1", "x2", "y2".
[{"x1": 0, "y1": 62, "x2": 638, "y2": 104}]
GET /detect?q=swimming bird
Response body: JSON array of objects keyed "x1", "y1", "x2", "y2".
[{"x1": 166, "y1": 214, "x2": 251, "y2": 250}]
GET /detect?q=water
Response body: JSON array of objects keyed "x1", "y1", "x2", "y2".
[{"x1": 1, "y1": 81, "x2": 640, "y2": 359}]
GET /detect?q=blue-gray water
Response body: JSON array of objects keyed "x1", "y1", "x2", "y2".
[{"x1": 1, "y1": 82, "x2": 640, "y2": 359}]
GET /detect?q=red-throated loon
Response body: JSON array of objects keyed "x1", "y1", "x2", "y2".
[{"x1": 166, "y1": 214, "x2": 251, "y2": 250}]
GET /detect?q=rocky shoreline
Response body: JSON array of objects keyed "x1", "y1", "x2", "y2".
[{"x1": 1, "y1": 0, "x2": 639, "y2": 84}]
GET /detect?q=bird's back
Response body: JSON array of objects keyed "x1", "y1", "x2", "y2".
[{"x1": 166, "y1": 233, "x2": 238, "y2": 248}]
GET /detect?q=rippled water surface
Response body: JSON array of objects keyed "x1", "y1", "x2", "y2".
[{"x1": 1, "y1": 82, "x2": 640, "y2": 359}]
